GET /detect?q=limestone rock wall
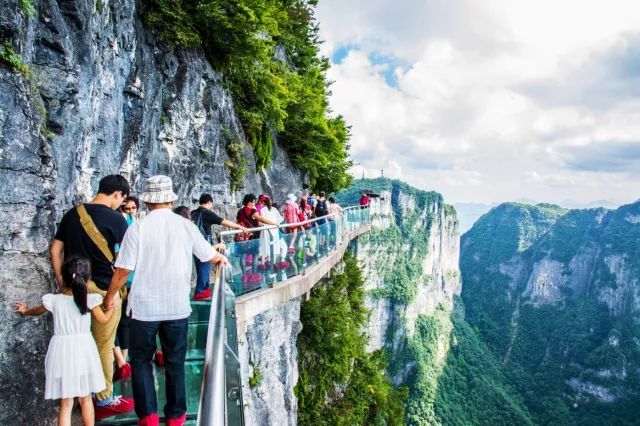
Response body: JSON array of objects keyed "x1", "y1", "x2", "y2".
[{"x1": 238, "y1": 298, "x2": 302, "y2": 426}]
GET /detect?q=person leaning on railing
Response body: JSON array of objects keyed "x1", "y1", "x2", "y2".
[
  {"x1": 256, "y1": 194, "x2": 288, "y2": 272},
  {"x1": 360, "y1": 191, "x2": 371, "y2": 209},
  {"x1": 192, "y1": 193, "x2": 247, "y2": 301},
  {"x1": 235, "y1": 193, "x2": 279, "y2": 285}
]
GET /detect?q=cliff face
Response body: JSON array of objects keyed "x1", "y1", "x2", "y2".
[
  {"x1": 331, "y1": 178, "x2": 464, "y2": 424},
  {"x1": 0, "y1": 1, "x2": 302, "y2": 422},
  {"x1": 461, "y1": 201, "x2": 640, "y2": 424},
  {"x1": 238, "y1": 299, "x2": 302, "y2": 426},
  {"x1": 348, "y1": 179, "x2": 461, "y2": 374}
]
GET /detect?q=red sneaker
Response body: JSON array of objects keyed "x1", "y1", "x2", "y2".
[
  {"x1": 167, "y1": 413, "x2": 187, "y2": 426},
  {"x1": 193, "y1": 288, "x2": 211, "y2": 301},
  {"x1": 94, "y1": 396, "x2": 134, "y2": 420},
  {"x1": 138, "y1": 413, "x2": 160, "y2": 426},
  {"x1": 155, "y1": 349, "x2": 165, "y2": 367},
  {"x1": 113, "y1": 362, "x2": 131, "y2": 381}
]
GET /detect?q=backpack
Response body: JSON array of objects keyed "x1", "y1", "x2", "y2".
[
  {"x1": 192, "y1": 209, "x2": 213, "y2": 243},
  {"x1": 315, "y1": 199, "x2": 328, "y2": 217}
]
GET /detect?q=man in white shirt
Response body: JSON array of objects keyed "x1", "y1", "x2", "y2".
[{"x1": 104, "y1": 175, "x2": 228, "y2": 426}]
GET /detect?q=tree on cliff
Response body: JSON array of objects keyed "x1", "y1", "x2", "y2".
[{"x1": 143, "y1": 0, "x2": 352, "y2": 193}]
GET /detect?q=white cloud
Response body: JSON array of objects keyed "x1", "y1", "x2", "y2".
[{"x1": 316, "y1": 0, "x2": 640, "y2": 206}]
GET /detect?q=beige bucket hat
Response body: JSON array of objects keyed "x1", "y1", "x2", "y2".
[{"x1": 139, "y1": 175, "x2": 178, "y2": 203}]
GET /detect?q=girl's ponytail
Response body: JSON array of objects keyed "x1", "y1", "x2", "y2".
[
  {"x1": 61, "y1": 257, "x2": 92, "y2": 315},
  {"x1": 71, "y1": 272, "x2": 89, "y2": 315}
]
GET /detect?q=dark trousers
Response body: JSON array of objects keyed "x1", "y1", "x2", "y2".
[
  {"x1": 115, "y1": 298, "x2": 130, "y2": 350},
  {"x1": 129, "y1": 318, "x2": 188, "y2": 419},
  {"x1": 194, "y1": 256, "x2": 212, "y2": 294}
]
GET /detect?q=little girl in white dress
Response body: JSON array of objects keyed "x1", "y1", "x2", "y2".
[{"x1": 14, "y1": 257, "x2": 114, "y2": 426}]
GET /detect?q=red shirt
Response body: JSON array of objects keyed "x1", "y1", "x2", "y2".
[{"x1": 236, "y1": 207, "x2": 259, "y2": 238}]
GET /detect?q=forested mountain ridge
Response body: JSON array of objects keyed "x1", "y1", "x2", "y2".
[
  {"x1": 461, "y1": 201, "x2": 640, "y2": 425},
  {"x1": 335, "y1": 179, "x2": 533, "y2": 425}
]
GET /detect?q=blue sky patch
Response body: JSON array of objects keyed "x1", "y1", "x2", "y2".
[
  {"x1": 331, "y1": 44, "x2": 359, "y2": 64},
  {"x1": 331, "y1": 44, "x2": 409, "y2": 88},
  {"x1": 367, "y1": 52, "x2": 410, "y2": 87}
]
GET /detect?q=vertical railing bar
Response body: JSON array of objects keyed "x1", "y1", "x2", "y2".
[
  {"x1": 224, "y1": 284, "x2": 244, "y2": 426},
  {"x1": 197, "y1": 267, "x2": 226, "y2": 426}
]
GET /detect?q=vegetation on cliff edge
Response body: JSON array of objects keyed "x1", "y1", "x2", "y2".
[
  {"x1": 295, "y1": 254, "x2": 407, "y2": 425},
  {"x1": 336, "y1": 178, "x2": 449, "y2": 305},
  {"x1": 142, "y1": 0, "x2": 351, "y2": 192}
]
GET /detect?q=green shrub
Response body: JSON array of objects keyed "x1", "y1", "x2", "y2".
[
  {"x1": 0, "y1": 42, "x2": 30, "y2": 77},
  {"x1": 248, "y1": 362, "x2": 262, "y2": 388},
  {"x1": 19, "y1": 0, "x2": 36, "y2": 16},
  {"x1": 296, "y1": 254, "x2": 407, "y2": 425},
  {"x1": 223, "y1": 130, "x2": 249, "y2": 192}
]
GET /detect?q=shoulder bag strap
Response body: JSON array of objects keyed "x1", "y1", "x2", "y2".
[{"x1": 76, "y1": 204, "x2": 114, "y2": 264}]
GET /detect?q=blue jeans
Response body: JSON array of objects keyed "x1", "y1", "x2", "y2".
[
  {"x1": 194, "y1": 256, "x2": 212, "y2": 294},
  {"x1": 129, "y1": 318, "x2": 188, "y2": 419}
]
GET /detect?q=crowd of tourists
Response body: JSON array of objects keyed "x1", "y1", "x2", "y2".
[
  {"x1": 11, "y1": 173, "x2": 358, "y2": 426},
  {"x1": 190, "y1": 191, "x2": 347, "y2": 295}
]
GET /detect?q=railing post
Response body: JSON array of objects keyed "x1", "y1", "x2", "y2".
[{"x1": 301, "y1": 230, "x2": 308, "y2": 275}]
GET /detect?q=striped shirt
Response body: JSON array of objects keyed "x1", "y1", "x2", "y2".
[{"x1": 283, "y1": 201, "x2": 300, "y2": 225}]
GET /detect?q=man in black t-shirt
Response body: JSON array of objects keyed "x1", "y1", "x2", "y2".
[
  {"x1": 191, "y1": 193, "x2": 246, "y2": 300},
  {"x1": 49, "y1": 175, "x2": 134, "y2": 419}
]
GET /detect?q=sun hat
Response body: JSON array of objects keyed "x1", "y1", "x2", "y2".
[
  {"x1": 286, "y1": 193, "x2": 296, "y2": 203},
  {"x1": 139, "y1": 175, "x2": 178, "y2": 204}
]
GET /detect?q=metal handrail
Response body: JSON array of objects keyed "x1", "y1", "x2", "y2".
[
  {"x1": 197, "y1": 266, "x2": 226, "y2": 426},
  {"x1": 220, "y1": 205, "x2": 366, "y2": 237}
]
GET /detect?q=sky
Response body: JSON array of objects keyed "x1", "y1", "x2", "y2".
[{"x1": 315, "y1": 0, "x2": 640, "y2": 206}]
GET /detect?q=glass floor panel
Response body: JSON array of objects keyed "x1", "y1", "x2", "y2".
[
  {"x1": 189, "y1": 300, "x2": 211, "y2": 324},
  {"x1": 97, "y1": 360, "x2": 204, "y2": 425}
]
